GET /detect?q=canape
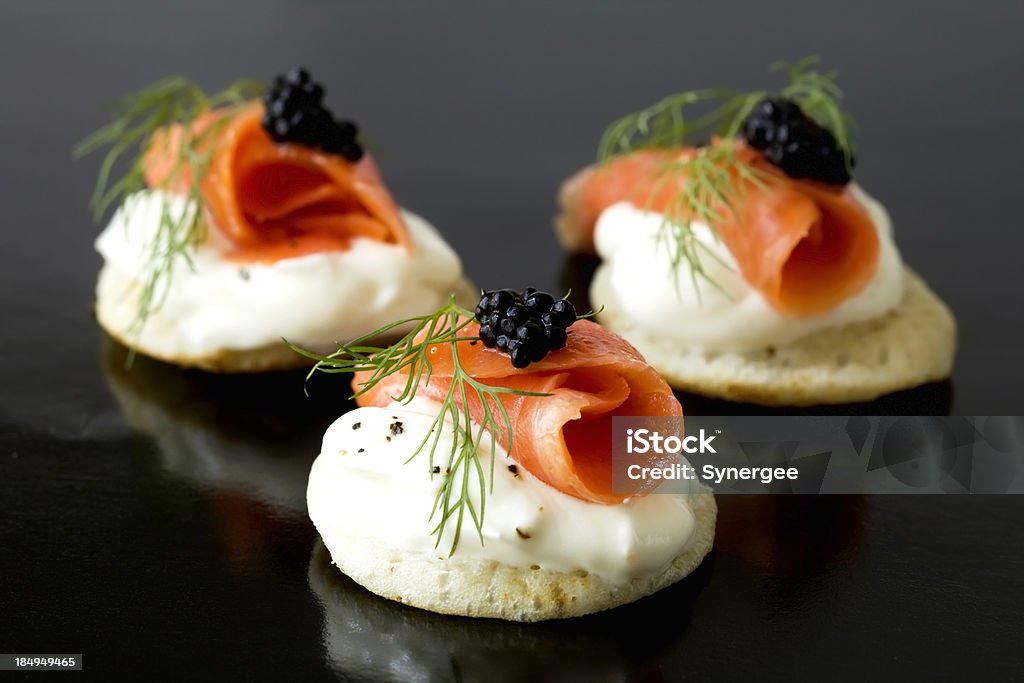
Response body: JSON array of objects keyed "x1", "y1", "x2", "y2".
[
  {"x1": 304, "y1": 288, "x2": 716, "y2": 621},
  {"x1": 555, "y1": 59, "x2": 955, "y2": 405},
  {"x1": 80, "y1": 67, "x2": 474, "y2": 372}
]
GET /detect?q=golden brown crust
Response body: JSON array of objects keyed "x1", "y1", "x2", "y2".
[
  {"x1": 314, "y1": 493, "x2": 716, "y2": 622},
  {"x1": 593, "y1": 267, "x2": 956, "y2": 406},
  {"x1": 96, "y1": 264, "x2": 479, "y2": 373}
]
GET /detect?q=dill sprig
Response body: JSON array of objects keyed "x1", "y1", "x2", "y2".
[
  {"x1": 598, "y1": 89, "x2": 763, "y2": 159},
  {"x1": 596, "y1": 56, "x2": 855, "y2": 294},
  {"x1": 774, "y1": 57, "x2": 856, "y2": 167},
  {"x1": 642, "y1": 145, "x2": 768, "y2": 298},
  {"x1": 75, "y1": 76, "x2": 263, "y2": 332},
  {"x1": 290, "y1": 296, "x2": 551, "y2": 557}
]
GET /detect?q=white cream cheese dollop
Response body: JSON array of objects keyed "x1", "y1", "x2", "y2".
[
  {"x1": 306, "y1": 400, "x2": 700, "y2": 585},
  {"x1": 593, "y1": 185, "x2": 905, "y2": 352},
  {"x1": 95, "y1": 190, "x2": 466, "y2": 356}
]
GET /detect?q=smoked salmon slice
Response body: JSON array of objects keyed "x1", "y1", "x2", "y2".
[
  {"x1": 556, "y1": 143, "x2": 879, "y2": 316},
  {"x1": 354, "y1": 319, "x2": 682, "y2": 505},
  {"x1": 143, "y1": 104, "x2": 411, "y2": 263}
]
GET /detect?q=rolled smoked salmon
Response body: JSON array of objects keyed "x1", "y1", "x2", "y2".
[
  {"x1": 354, "y1": 319, "x2": 682, "y2": 505},
  {"x1": 143, "y1": 104, "x2": 410, "y2": 264},
  {"x1": 556, "y1": 143, "x2": 879, "y2": 316}
]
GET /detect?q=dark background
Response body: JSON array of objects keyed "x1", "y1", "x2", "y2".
[{"x1": 1, "y1": 1, "x2": 1022, "y2": 680}]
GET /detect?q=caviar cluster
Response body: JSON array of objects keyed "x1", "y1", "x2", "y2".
[
  {"x1": 742, "y1": 97, "x2": 851, "y2": 186},
  {"x1": 262, "y1": 67, "x2": 363, "y2": 162},
  {"x1": 475, "y1": 289, "x2": 577, "y2": 368}
]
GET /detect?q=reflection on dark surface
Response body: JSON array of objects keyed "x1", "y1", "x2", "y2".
[
  {"x1": 100, "y1": 335, "x2": 352, "y2": 575},
  {"x1": 560, "y1": 255, "x2": 955, "y2": 416},
  {"x1": 308, "y1": 541, "x2": 686, "y2": 683},
  {"x1": 100, "y1": 334, "x2": 350, "y2": 516},
  {"x1": 714, "y1": 496, "x2": 865, "y2": 577}
]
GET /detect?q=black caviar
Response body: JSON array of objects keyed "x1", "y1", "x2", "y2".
[
  {"x1": 474, "y1": 288, "x2": 577, "y2": 369},
  {"x1": 742, "y1": 96, "x2": 851, "y2": 185},
  {"x1": 262, "y1": 67, "x2": 364, "y2": 162}
]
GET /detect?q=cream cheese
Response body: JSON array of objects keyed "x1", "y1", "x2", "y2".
[
  {"x1": 306, "y1": 400, "x2": 700, "y2": 585},
  {"x1": 593, "y1": 185, "x2": 904, "y2": 351},
  {"x1": 95, "y1": 190, "x2": 466, "y2": 356}
]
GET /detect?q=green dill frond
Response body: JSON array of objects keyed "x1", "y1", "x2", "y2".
[
  {"x1": 289, "y1": 296, "x2": 552, "y2": 557},
  {"x1": 594, "y1": 56, "x2": 855, "y2": 294},
  {"x1": 773, "y1": 56, "x2": 857, "y2": 167},
  {"x1": 76, "y1": 77, "x2": 263, "y2": 334}
]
